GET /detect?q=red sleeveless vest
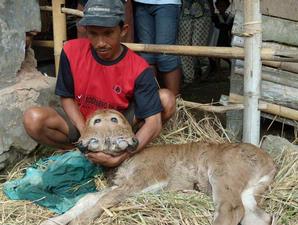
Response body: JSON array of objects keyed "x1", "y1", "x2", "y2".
[{"x1": 63, "y1": 39, "x2": 149, "y2": 119}]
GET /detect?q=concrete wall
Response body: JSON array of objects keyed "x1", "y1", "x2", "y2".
[
  {"x1": 0, "y1": 0, "x2": 59, "y2": 170},
  {"x1": 0, "y1": 0, "x2": 41, "y2": 89},
  {"x1": 233, "y1": 0, "x2": 298, "y2": 22}
]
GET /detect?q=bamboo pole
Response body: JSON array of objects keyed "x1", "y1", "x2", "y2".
[
  {"x1": 124, "y1": 44, "x2": 298, "y2": 62},
  {"x1": 32, "y1": 39, "x2": 298, "y2": 62},
  {"x1": 242, "y1": 0, "x2": 262, "y2": 145},
  {"x1": 52, "y1": 0, "x2": 67, "y2": 76},
  {"x1": 230, "y1": 93, "x2": 298, "y2": 121},
  {"x1": 40, "y1": 5, "x2": 84, "y2": 17},
  {"x1": 262, "y1": 61, "x2": 298, "y2": 74},
  {"x1": 177, "y1": 99, "x2": 244, "y2": 113}
]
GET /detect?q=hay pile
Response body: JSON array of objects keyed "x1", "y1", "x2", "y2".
[{"x1": 0, "y1": 104, "x2": 297, "y2": 225}]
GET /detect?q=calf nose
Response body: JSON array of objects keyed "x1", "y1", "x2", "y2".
[
  {"x1": 88, "y1": 138, "x2": 100, "y2": 150},
  {"x1": 89, "y1": 138, "x2": 99, "y2": 145}
]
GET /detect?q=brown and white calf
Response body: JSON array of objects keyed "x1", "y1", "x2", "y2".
[{"x1": 41, "y1": 109, "x2": 276, "y2": 225}]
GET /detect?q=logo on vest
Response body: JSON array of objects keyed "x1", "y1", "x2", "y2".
[{"x1": 113, "y1": 85, "x2": 122, "y2": 94}]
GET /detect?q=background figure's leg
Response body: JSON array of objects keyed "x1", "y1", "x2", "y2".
[
  {"x1": 134, "y1": 3, "x2": 156, "y2": 65},
  {"x1": 192, "y1": 15, "x2": 213, "y2": 81},
  {"x1": 154, "y1": 4, "x2": 181, "y2": 95},
  {"x1": 178, "y1": 13, "x2": 195, "y2": 84}
]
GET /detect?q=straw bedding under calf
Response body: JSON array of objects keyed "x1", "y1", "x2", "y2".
[{"x1": 0, "y1": 104, "x2": 297, "y2": 225}]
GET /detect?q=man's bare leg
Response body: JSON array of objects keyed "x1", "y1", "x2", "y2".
[
  {"x1": 158, "y1": 89, "x2": 176, "y2": 122},
  {"x1": 23, "y1": 106, "x2": 73, "y2": 149}
]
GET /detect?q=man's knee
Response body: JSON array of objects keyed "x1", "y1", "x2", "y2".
[
  {"x1": 23, "y1": 107, "x2": 47, "y2": 137},
  {"x1": 158, "y1": 89, "x2": 176, "y2": 121}
]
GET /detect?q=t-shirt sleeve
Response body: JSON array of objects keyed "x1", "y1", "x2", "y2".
[
  {"x1": 55, "y1": 49, "x2": 75, "y2": 98},
  {"x1": 134, "y1": 68, "x2": 163, "y2": 119}
]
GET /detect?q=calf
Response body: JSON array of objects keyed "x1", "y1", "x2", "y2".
[{"x1": 41, "y1": 109, "x2": 276, "y2": 225}]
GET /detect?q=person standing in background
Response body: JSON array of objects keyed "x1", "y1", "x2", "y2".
[
  {"x1": 209, "y1": 0, "x2": 234, "y2": 72},
  {"x1": 134, "y1": 0, "x2": 182, "y2": 96},
  {"x1": 178, "y1": 0, "x2": 214, "y2": 85}
]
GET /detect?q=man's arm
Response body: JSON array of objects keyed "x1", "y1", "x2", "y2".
[
  {"x1": 132, "y1": 67, "x2": 163, "y2": 152},
  {"x1": 61, "y1": 97, "x2": 85, "y2": 134},
  {"x1": 134, "y1": 113, "x2": 162, "y2": 152}
]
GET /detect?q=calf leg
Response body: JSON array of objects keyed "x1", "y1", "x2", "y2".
[
  {"x1": 210, "y1": 178, "x2": 245, "y2": 225},
  {"x1": 68, "y1": 184, "x2": 144, "y2": 225},
  {"x1": 241, "y1": 173, "x2": 275, "y2": 225},
  {"x1": 40, "y1": 191, "x2": 106, "y2": 225},
  {"x1": 68, "y1": 171, "x2": 169, "y2": 225},
  {"x1": 212, "y1": 196, "x2": 244, "y2": 225}
]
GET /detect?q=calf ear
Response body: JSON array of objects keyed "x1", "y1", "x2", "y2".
[
  {"x1": 75, "y1": 141, "x2": 89, "y2": 153},
  {"x1": 127, "y1": 137, "x2": 139, "y2": 153}
]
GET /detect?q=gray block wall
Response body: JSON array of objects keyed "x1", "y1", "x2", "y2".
[
  {"x1": 0, "y1": 0, "x2": 41, "y2": 89},
  {"x1": 0, "y1": 0, "x2": 59, "y2": 170}
]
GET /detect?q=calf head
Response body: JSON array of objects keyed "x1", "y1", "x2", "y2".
[{"x1": 76, "y1": 109, "x2": 138, "y2": 156}]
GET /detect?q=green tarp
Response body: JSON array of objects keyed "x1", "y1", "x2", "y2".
[{"x1": 3, "y1": 151, "x2": 104, "y2": 214}]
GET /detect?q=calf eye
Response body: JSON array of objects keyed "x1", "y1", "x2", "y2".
[
  {"x1": 111, "y1": 117, "x2": 118, "y2": 123},
  {"x1": 94, "y1": 118, "x2": 101, "y2": 125}
]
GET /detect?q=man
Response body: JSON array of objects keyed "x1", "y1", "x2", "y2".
[{"x1": 23, "y1": 0, "x2": 175, "y2": 167}]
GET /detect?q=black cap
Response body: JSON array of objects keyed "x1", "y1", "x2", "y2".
[{"x1": 79, "y1": 0, "x2": 125, "y2": 27}]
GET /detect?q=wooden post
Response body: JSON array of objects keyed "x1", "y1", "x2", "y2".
[
  {"x1": 243, "y1": 0, "x2": 262, "y2": 145},
  {"x1": 52, "y1": 0, "x2": 67, "y2": 76}
]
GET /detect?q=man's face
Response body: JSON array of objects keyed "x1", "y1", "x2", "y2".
[{"x1": 86, "y1": 24, "x2": 128, "y2": 61}]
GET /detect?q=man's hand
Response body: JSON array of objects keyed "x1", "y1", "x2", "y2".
[{"x1": 85, "y1": 151, "x2": 129, "y2": 167}]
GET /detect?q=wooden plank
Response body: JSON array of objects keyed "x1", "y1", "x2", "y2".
[
  {"x1": 232, "y1": 36, "x2": 298, "y2": 51},
  {"x1": 233, "y1": 0, "x2": 298, "y2": 22},
  {"x1": 233, "y1": 12, "x2": 298, "y2": 46},
  {"x1": 232, "y1": 37, "x2": 298, "y2": 74},
  {"x1": 261, "y1": 0, "x2": 298, "y2": 22},
  {"x1": 235, "y1": 60, "x2": 298, "y2": 89},
  {"x1": 234, "y1": 63, "x2": 298, "y2": 110},
  {"x1": 261, "y1": 112, "x2": 298, "y2": 128}
]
